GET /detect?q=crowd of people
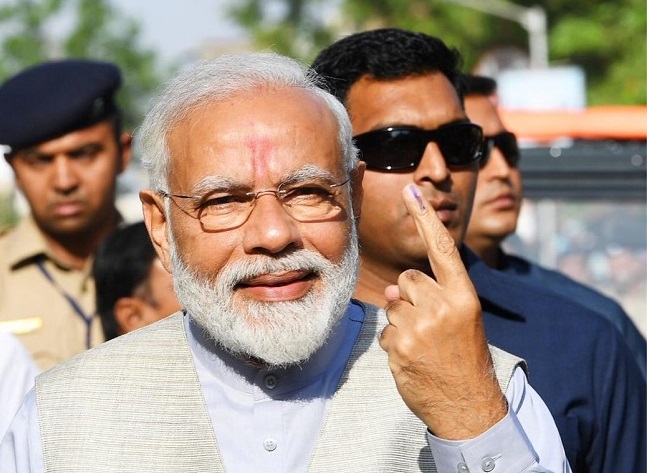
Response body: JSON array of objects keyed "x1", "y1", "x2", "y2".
[{"x1": 0, "y1": 27, "x2": 644, "y2": 473}]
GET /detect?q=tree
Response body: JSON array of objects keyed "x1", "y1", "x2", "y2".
[
  {"x1": 227, "y1": 0, "x2": 646, "y2": 105},
  {"x1": 548, "y1": 0, "x2": 646, "y2": 104},
  {"x1": 0, "y1": 0, "x2": 164, "y2": 130}
]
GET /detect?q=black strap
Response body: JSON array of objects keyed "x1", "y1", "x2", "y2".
[{"x1": 36, "y1": 258, "x2": 94, "y2": 349}]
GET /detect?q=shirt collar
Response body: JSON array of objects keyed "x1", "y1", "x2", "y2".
[
  {"x1": 186, "y1": 301, "x2": 366, "y2": 396},
  {"x1": 6, "y1": 213, "x2": 123, "y2": 279},
  {"x1": 5, "y1": 215, "x2": 53, "y2": 269}
]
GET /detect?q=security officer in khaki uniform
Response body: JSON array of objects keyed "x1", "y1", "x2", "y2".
[{"x1": 0, "y1": 60, "x2": 132, "y2": 369}]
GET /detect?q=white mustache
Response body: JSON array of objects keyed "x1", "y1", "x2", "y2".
[{"x1": 214, "y1": 250, "x2": 334, "y2": 291}]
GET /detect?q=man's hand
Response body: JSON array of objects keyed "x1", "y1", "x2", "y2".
[{"x1": 379, "y1": 184, "x2": 507, "y2": 440}]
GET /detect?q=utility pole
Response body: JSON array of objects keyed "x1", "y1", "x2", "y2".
[{"x1": 438, "y1": 0, "x2": 548, "y2": 68}]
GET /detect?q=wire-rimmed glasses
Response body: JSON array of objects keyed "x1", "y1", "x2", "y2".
[{"x1": 158, "y1": 176, "x2": 352, "y2": 231}]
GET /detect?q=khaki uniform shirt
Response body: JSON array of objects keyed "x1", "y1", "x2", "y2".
[{"x1": 0, "y1": 216, "x2": 104, "y2": 370}]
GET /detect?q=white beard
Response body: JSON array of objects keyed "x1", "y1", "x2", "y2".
[{"x1": 169, "y1": 228, "x2": 359, "y2": 367}]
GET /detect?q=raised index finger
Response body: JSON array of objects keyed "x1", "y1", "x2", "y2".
[{"x1": 402, "y1": 184, "x2": 470, "y2": 287}]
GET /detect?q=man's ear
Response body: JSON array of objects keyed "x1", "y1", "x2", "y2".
[
  {"x1": 5, "y1": 152, "x2": 23, "y2": 191},
  {"x1": 351, "y1": 161, "x2": 365, "y2": 220},
  {"x1": 140, "y1": 190, "x2": 172, "y2": 273},
  {"x1": 114, "y1": 297, "x2": 144, "y2": 335},
  {"x1": 116, "y1": 132, "x2": 132, "y2": 175}
]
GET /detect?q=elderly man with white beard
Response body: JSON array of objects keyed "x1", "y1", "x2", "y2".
[{"x1": 0, "y1": 52, "x2": 570, "y2": 472}]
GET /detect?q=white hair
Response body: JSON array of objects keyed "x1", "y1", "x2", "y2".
[{"x1": 137, "y1": 52, "x2": 358, "y2": 191}]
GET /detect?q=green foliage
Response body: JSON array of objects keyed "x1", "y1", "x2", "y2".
[
  {"x1": 228, "y1": 0, "x2": 646, "y2": 105},
  {"x1": 0, "y1": 0, "x2": 64, "y2": 72},
  {"x1": 549, "y1": 0, "x2": 646, "y2": 104},
  {"x1": 0, "y1": 194, "x2": 19, "y2": 230},
  {"x1": 0, "y1": 0, "x2": 164, "y2": 131}
]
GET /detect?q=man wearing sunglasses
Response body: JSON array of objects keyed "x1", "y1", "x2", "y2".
[
  {"x1": 462, "y1": 74, "x2": 646, "y2": 376},
  {"x1": 312, "y1": 28, "x2": 645, "y2": 473}
]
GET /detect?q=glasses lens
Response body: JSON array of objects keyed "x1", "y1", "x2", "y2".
[
  {"x1": 354, "y1": 123, "x2": 483, "y2": 171},
  {"x1": 280, "y1": 182, "x2": 347, "y2": 222},
  {"x1": 479, "y1": 137, "x2": 495, "y2": 168},
  {"x1": 434, "y1": 123, "x2": 483, "y2": 167},
  {"x1": 480, "y1": 132, "x2": 520, "y2": 168},
  {"x1": 495, "y1": 132, "x2": 520, "y2": 166},
  {"x1": 354, "y1": 128, "x2": 426, "y2": 171}
]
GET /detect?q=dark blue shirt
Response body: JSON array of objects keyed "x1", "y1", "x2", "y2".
[
  {"x1": 500, "y1": 251, "x2": 646, "y2": 378},
  {"x1": 462, "y1": 246, "x2": 646, "y2": 473}
]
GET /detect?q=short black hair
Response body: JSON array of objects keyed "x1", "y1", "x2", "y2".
[
  {"x1": 311, "y1": 28, "x2": 464, "y2": 105},
  {"x1": 93, "y1": 221, "x2": 157, "y2": 340},
  {"x1": 462, "y1": 74, "x2": 498, "y2": 97}
]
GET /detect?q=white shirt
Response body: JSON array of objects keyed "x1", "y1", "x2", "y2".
[
  {"x1": 0, "y1": 333, "x2": 40, "y2": 442},
  {"x1": 0, "y1": 302, "x2": 571, "y2": 472}
]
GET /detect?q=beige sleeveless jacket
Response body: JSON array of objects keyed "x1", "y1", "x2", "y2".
[{"x1": 36, "y1": 303, "x2": 524, "y2": 472}]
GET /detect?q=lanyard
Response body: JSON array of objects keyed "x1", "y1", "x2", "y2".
[{"x1": 36, "y1": 258, "x2": 94, "y2": 349}]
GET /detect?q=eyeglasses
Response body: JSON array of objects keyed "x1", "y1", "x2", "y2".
[
  {"x1": 158, "y1": 177, "x2": 351, "y2": 231},
  {"x1": 480, "y1": 131, "x2": 520, "y2": 168},
  {"x1": 353, "y1": 121, "x2": 484, "y2": 171}
]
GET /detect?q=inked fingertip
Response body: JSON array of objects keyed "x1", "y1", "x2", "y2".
[{"x1": 407, "y1": 184, "x2": 426, "y2": 211}]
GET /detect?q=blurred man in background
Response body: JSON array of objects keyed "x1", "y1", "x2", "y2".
[
  {"x1": 0, "y1": 59, "x2": 131, "y2": 369},
  {"x1": 93, "y1": 221, "x2": 180, "y2": 340},
  {"x1": 462, "y1": 73, "x2": 646, "y2": 377}
]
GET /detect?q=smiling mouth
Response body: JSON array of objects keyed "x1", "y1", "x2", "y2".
[
  {"x1": 236, "y1": 270, "x2": 316, "y2": 289},
  {"x1": 235, "y1": 270, "x2": 318, "y2": 302}
]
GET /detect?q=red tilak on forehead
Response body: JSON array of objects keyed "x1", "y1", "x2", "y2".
[{"x1": 245, "y1": 135, "x2": 274, "y2": 179}]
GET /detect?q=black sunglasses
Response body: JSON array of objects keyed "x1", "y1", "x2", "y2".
[
  {"x1": 353, "y1": 121, "x2": 484, "y2": 171},
  {"x1": 480, "y1": 131, "x2": 520, "y2": 168}
]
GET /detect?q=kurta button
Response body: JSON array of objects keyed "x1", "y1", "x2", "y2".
[
  {"x1": 457, "y1": 462, "x2": 470, "y2": 472},
  {"x1": 481, "y1": 457, "x2": 496, "y2": 472},
  {"x1": 263, "y1": 437, "x2": 277, "y2": 451},
  {"x1": 264, "y1": 374, "x2": 278, "y2": 389}
]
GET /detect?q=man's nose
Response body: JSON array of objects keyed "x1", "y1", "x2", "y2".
[
  {"x1": 412, "y1": 142, "x2": 450, "y2": 184},
  {"x1": 241, "y1": 194, "x2": 303, "y2": 255},
  {"x1": 52, "y1": 156, "x2": 79, "y2": 192},
  {"x1": 485, "y1": 148, "x2": 513, "y2": 178}
]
